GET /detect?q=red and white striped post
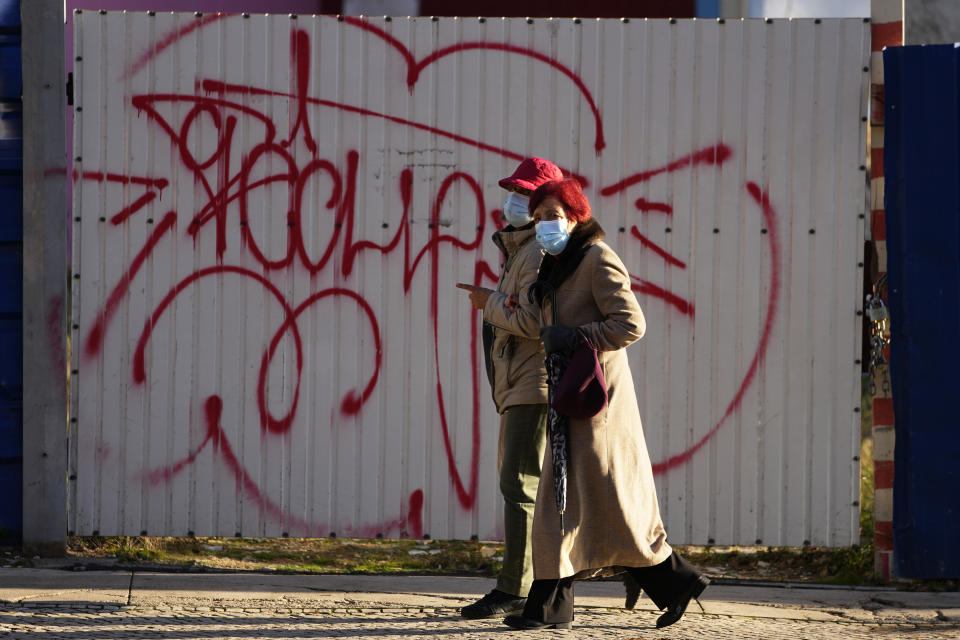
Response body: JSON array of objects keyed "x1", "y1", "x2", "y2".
[{"x1": 869, "y1": 0, "x2": 902, "y2": 580}]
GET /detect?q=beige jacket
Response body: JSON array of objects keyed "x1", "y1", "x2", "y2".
[
  {"x1": 482, "y1": 227, "x2": 549, "y2": 414},
  {"x1": 531, "y1": 229, "x2": 673, "y2": 580}
]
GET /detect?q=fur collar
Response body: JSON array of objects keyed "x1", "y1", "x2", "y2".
[{"x1": 531, "y1": 218, "x2": 605, "y2": 306}]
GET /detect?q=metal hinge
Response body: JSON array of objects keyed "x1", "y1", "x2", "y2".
[{"x1": 66, "y1": 72, "x2": 73, "y2": 106}]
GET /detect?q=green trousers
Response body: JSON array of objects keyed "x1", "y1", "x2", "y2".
[{"x1": 496, "y1": 403, "x2": 548, "y2": 597}]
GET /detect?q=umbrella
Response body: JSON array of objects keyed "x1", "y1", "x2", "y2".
[{"x1": 529, "y1": 280, "x2": 570, "y2": 534}]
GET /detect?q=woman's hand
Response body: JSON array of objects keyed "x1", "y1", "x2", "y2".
[
  {"x1": 456, "y1": 283, "x2": 493, "y2": 310},
  {"x1": 540, "y1": 325, "x2": 580, "y2": 355}
]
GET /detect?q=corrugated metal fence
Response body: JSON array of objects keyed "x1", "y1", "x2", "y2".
[{"x1": 70, "y1": 13, "x2": 869, "y2": 545}]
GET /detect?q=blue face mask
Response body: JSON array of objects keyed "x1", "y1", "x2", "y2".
[
  {"x1": 502, "y1": 192, "x2": 532, "y2": 227},
  {"x1": 535, "y1": 219, "x2": 570, "y2": 255}
]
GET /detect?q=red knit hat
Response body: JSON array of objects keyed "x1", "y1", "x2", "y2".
[{"x1": 498, "y1": 157, "x2": 564, "y2": 192}]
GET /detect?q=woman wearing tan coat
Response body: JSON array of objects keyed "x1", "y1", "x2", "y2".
[{"x1": 503, "y1": 179, "x2": 708, "y2": 631}]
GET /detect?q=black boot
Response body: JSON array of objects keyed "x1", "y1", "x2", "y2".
[
  {"x1": 623, "y1": 573, "x2": 641, "y2": 610},
  {"x1": 504, "y1": 614, "x2": 572, "y2": 630},
  {"x1": 656, "y1": 576, "x2": 709, "y2": 628},
  {"x1": 461, "y1": 589, "x2": 527, "y2": 619}
]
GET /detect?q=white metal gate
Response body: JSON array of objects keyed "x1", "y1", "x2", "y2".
[{"x1": 70, "y1": 12, "x2": 869, "y2": 545}]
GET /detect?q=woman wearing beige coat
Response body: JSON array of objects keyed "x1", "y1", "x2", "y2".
[{"x1": 503, "y1": 179, "x2": 708, "y2": 631}]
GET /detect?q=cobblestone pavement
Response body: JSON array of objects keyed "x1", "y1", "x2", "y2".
[{"x1": 2, "y1": 603, "x2": 959, "y2": 639}]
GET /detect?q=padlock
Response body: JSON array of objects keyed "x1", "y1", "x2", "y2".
[{"x1": 868, "y1": 299, "x2": 889, "y2": 323}]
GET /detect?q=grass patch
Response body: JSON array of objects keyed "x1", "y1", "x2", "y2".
[
  {"x1": 64, "y1": 536, "x2": 504, "y2": 576},
  {"x1": 680, "y1": 544, "x2": 880, "y2": 586},
  {"x1": 860, "y1": 373, "x2": 875, "y2": 571}
]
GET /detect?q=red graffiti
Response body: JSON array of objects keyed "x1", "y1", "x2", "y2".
[
  {"x1": 600, "y1": 143, "x2": 734, "y2": 196},
  {"x1": 124, "y1": 12, "x2": 228, "y2": 79},
  {"x1": 650, "y1": 182, "x2": 781, "y2": 474},
  {"x1": 630, "y1": 227, "x2": 687, "y2": 270},
  {"x1": 84, "y1": 211, "x2": 178, "y2": 357},
  {"x1": 140, "y1": 394, "x2": 419, "y2": 537},
  {"x1": 340, "y1": 17, "x2": 606, "y2": 155},
  {"x1": 81, "y1": 16, "x2": 782, "y2": 538},
  {"x1": 73, "y1": 170, "x2": 169, "y2": 191},
  {"x1": 634, "y1": 198, "x2": 674, "y2": 215},
  {"x1": 631, "y1": 277, "x2": 696, "y2": 318},
  {"x1": 46, "y1": 295, "x2": 66, "y2": 386}
]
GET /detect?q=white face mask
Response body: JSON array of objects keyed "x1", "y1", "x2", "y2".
[
  {"x1": 502, "y1": 192, "x2": 533, "y2": 227},
  {"x1": 535, "y1": 219, "x2": 570, "y2": 255}
]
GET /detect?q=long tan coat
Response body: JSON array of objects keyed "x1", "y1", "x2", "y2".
[{"x1": 532, "y1": 237, "x2": 673, "y2": 580}]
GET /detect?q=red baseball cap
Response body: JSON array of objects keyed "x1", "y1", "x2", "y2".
[{"x1": 498, "y1": 157, "x2": 564, "y2": 192}]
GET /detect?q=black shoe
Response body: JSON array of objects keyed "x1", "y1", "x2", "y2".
[
  {"x1": 623, "y1": 573, "x2": 641, "y2": 610},
  {"x1": 461, "y1": 589, "x2": 527, "y2": 619},
  {"x1": 503, "y1": 614, "x2": 572, "y2": 630},
  {"x1": 656, "y1": 576, "x2": 709, "y2": 629}
]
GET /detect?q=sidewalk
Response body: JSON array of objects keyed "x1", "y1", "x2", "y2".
[{"x1": 2, "y1": 567, "x2": 959, "y2": 638}]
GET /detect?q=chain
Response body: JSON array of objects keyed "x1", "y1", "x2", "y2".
[{"x1": 865, "y1": 274, "x2": 891, "y2": 396}]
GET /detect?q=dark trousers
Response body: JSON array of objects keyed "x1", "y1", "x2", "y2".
[{"x1": 522, "y1": 551, "x2": 699, "y2": 623}]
